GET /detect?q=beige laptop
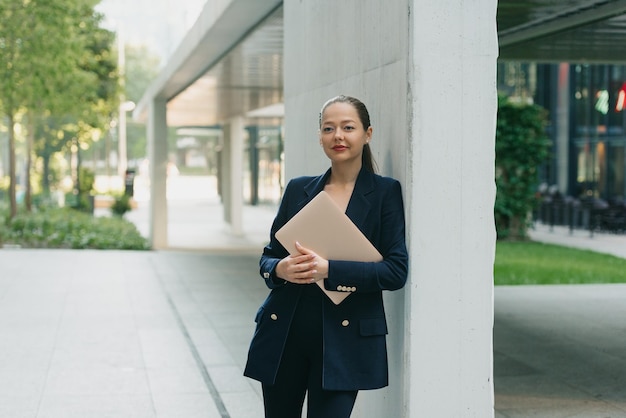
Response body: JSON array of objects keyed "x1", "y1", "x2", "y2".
[{"x1": 275, "y1": 191, "x2": 383, "y2": 304}]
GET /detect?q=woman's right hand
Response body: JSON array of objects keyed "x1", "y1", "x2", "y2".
[{"x1": 275, "y1": 251, "x2": 318, "y2": 284}]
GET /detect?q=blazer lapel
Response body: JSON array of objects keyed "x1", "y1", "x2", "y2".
[
  {"x1": 346, "y1": 168, "x2": 375, "y2": 231},
  {"x1": 299, "y1": 169, "x2": 332, "y2": 208}
]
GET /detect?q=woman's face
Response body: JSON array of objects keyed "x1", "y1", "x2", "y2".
[{"x1": 319, "y1": 102, "x2": 372, "y2": 167}]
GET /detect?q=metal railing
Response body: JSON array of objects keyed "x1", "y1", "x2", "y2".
[{"x1": 535, "y1": 195, "x2": 626, "y2": 236}]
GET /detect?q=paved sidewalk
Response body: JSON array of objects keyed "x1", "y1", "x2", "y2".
[
  {"x1": 0, "y1": 249, "x2": 266, "y2": 418},
  {"x1": 528, "y1": 222, "x2": 626, "y2": 259}
]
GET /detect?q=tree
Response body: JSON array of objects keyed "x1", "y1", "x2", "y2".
[
  {"x1": 0, "y1": 0, "x2": 33, "y2": 217},
  {"x1": 0, "y1": 0, "x2": 118, "y2": 215},
  {"x1": 495, "y1": 94, "x2": 551, "y2": 240}
]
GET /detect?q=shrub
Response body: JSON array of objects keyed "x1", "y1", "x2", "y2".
[
  {"x1": 0, "y1": 207, "x2": 149, "y2": 250},
  {"x1": 495, "y1": 95, "x2": 551, "y2": 240},
  {"x1": 110, "y1": 194, "x2": 132, "y2": 217},
  {"x1": 68, "y1": 167, "x2": 96, "y2": 213}
]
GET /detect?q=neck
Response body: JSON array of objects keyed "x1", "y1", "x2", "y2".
[{"x1": 329, "y1": 161, "x2": 361, "y2": 186}]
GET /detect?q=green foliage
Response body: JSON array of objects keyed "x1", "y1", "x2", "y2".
[
  {"x1": 78, "y1": 167, "x2": 95, "y2": 194},
  {"x1": 66, "y1": 167, "x2": 96, "y2": 213},
  {"x1": 495, "y1": 95, "x2": 551, "y2": 240},
  {"x1": 0, "y1": 0, "x2": 119, "y2": 212},
  {"x1": 124, "y1": 44, "x2": 160, "y2": 104},
  {"x1": 494, "y1": 241, "x2": 626, "y2": 285},
  {"x1": 110, "y1": 194, "x2": 132, "y2": 217},
  {"x1": 0, "y1": 207, "x2": 149, "y2": 250}
]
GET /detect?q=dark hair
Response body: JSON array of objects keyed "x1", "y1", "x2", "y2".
[{"x1": 319, "y1": 95, "x2": 378, "y2": 173}]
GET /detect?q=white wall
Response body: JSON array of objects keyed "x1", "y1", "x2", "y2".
[{"x1": 284, "y1": 0, "x2": 497, "y2": 417}]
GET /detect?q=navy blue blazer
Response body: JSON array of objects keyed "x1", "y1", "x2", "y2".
[{"x1": 244, "y1": 167, "x2": 408, "y2": 391}]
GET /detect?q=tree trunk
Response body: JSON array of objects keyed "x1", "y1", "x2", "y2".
[
  {"x1": 42, "y1": 154, "x2": 51, "y2": 194},
  {"x1": 25, "y1": 115, "x2": 35, "y2": 212},
  {"x1": 8, "y1": 112, "x2": 17, "y2": 218}
]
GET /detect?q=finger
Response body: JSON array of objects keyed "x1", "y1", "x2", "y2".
[
  {"x1": 290, "y1": 268, "x2": 317, "y2": 281},
  {"x1": 295, "y1": 241, "x2": 316, "y2": 256}
]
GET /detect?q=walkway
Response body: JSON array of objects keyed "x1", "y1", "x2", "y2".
[{"x1": 0, "y1": 249, "x2": 265, "y2": 418}]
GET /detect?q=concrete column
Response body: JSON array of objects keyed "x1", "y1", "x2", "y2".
[
  {"x1": 147, "y1": 98, "x2": 168, "y2": 249},
  {"x1": 284, "y1": 0, "x2": 497, "y2": 416},
  {"x1": 223, "y1": 116, "x2": 244, "y2": 236},
  {"x1": 407, "y1": 1, "x2": 497, "y2": 416}
]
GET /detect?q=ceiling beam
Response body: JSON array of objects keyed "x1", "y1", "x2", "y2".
[{"x1": 499, "y1": 0, "x2": 626, "y2": 47}]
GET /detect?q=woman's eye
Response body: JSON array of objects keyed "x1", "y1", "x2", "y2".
[
  {"x1": 322, "y1": 127, "x2": 334, "y2": 133},
  {"x1": 344, "y1": 125, "x2": 354, "y2": 131}
]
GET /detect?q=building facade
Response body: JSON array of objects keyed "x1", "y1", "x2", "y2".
[{"x1": 499, "y1": 62, "x2": 626, "y2": 204}]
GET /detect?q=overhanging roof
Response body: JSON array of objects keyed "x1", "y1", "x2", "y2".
[
  {"x1": 135, "y1": 0, "x2": 626, "y2": 128},
  {"x1": 498, "y1": 0, "x2": 626, "y2": 63},
  {"x1": 134, "y1": 0, "x2": 283, "y2": 127}
]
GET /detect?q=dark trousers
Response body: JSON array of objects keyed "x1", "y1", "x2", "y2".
[{"x1": 262, "y1": 286, "x2": 358, "y2": 418}]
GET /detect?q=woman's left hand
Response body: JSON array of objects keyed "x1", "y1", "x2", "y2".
[{"x1": 295, "y1": 242, "x2": 329, "y2": 283}]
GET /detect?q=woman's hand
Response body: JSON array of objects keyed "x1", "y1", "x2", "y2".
[{"x1": 275, "y1": 242, "x2": 329, "y2": 284}]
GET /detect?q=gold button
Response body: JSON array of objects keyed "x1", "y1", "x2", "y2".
[
  {"x1": 351, "y1": 287, "x2": 357, "y2": 292},
  {"x1": 270, "y1": 314, "x2": 278, "y2": 320},
  {"x1": 337, "y1": 285, "x2": 342, "y2": 291},
  {"x1": 341, "y1": 320, "x2": 349, "y2": 327}
]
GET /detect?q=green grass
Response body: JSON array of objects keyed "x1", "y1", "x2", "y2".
[{"x1": 495, "y1": 241, "x2": 626, "y2": 285}]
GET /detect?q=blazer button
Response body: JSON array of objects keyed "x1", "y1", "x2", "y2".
[
  {"x1": 263, "y1": 272, "x2": 270, "y2": 279},
  {"x1": 270, "y1": 314, "x2": 278, "y2": 320},
  {"x1": 351, "y1": 286, "x2": 357, "y2": 292},
  {"x1": 341, "y1": 319, "x2": 349, "y2": 327},
  {"x1": 336, "y1": 285, "x2": 342, "y2": 291}
]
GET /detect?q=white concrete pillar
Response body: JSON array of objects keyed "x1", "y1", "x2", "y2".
[
  {"x1": 228, "y1": 116, "x2": 244, "y2": 236},
  {"x1": 284, "y1": 0, "x2": 497, "y2": 416},
  {"x1": 407, "y1": 1, "x2": 498, "y2": 416},
  {"x1": 147, "y1": 98, "x2": 168, "y2": 249}
]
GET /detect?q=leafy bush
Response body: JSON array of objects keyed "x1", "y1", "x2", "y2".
[
  {"x1": 110, "y1": 194, "x2": 132, "y2": 217},
  {"x1": 0, "y1": 207, "x2": 149, "y2": 250},
  {"x1": 68, "y1": 167, "x2": 97, "y2": 213},
  {"x1": 495, "y1": 95, "x2": 551, "y2": 240}
]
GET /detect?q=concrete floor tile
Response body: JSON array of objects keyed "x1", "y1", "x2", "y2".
[
  {"x1": 185, "y1": 326, "x2": 220, "y2": 347},
  {"x1": 50, "y1": 345, "x2": 145, "y2": 370},
  {"x1": 221, "y1": 390, "x2": 264, "y2": 418},
  {"x1": 43, "y1": 366, "x2": 151, "y2": 396},
  {"x1": 207, "y1": 365, "x2": 250, "y2": 393},
  {"x1": 37, "y1": 394, "x2": 156, "y2": 418},
  {"x1": 0, "y1": 346, "x2": 54, "y2": 370},
  {"x1": 0, "y1": 369, "x2": 47, "y2": 397},
  {"x1": 146, "y1": 366, "x2": 209, "y2": 395},
  {"x1": 139, "y1": 330, "x2": 197, "y2": 368},
  {"x1": 0, "y1": 396, "x2": 40, "y2": 418},
  {"x1": 197, "y1": 343, "x2": 236, "y2": 367},
  {"x1": 151, "y1": 393, "x2": 221, "y2": 418}
]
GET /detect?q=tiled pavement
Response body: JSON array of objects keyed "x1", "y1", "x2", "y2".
[{"x1": 0, "y1": 249, "x2": 266, "y2": 418}]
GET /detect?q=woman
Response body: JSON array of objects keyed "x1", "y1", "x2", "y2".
[{"x1": 244, "y1": 95, "x2": 408, "y2": 418}]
